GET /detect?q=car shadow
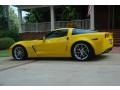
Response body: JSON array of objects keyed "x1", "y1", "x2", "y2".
[
  {"x1": 88, "y1": 54, "x2": 109, "y2": 62},
  {"x1": 11, "y1": 54, "x2": 109, "y2": 62}
]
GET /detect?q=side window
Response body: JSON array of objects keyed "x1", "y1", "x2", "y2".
[
  {"x1": 72, "y1": 29, "x2": 82, "y2": 35},
  {"x1": 46, "y1": 29, "x2": 68, "y2": 39}
]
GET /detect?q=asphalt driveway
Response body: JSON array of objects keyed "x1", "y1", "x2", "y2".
[{"x1": 0, "y1": 53, "x2": 120, "y2": 86}]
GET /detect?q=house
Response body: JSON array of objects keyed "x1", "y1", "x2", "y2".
[{"x1": 15, "y1": 5, "x2": 120, "y2": 46}]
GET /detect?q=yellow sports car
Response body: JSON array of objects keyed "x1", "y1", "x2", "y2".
[{"x1": 9, "y1": 28, "x2": 113, "y2": 61}]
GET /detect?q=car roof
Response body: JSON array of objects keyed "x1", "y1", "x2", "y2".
[
  {"x1": 55, "y1": 28, "x2": 73, "y2": 31},
  {"x1": 55, "y1": 28, "x2": 94, "y2": 31}
]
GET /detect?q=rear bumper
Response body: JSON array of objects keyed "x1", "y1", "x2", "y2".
[{"x1": 103, "y1": 47, "x2": 113, "y2": 53}]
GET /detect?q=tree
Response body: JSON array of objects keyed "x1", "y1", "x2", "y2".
[
  {"x1": 24, "y1": 8, "x2": 50, "y2": 23},
  {"x1": 7, "y1": 6, "x2": 20, "y2": 41},
  {"x1": 24, "y1": 6, "x2": 77, "y2": 23},
  {"x1": 9, "y1": 6, "x2": 19, "y2": 31},
  {"x1": 61, "y1": 6, "x2": 77, "y2": 28},
  {"x1": 0, "y1": 6, "x2": 20, "y2": 41},
  {"x1": 25, "y1": 9, "x2": 39, "y2": 23},
  {"x1": 61, "y1": 6, "x2": 77, "y2": 21},
  {"x1": 0, "y1": 5, "x2": 4, "y2": 17},
  {"x1": 0, "y1": 5, "x2": 9, "y2": 30}
]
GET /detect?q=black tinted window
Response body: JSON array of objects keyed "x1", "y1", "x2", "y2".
[
  {"x1": 72, "y1": 29, "x2": 96, "y2": 35},
  {"x1": 46, "y1": 29, "x2": 68, "y2": 39}
]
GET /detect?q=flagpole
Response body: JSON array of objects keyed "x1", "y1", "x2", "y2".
[
  {"x1": 108, "y1": 6, "x2": 110, "y2": 31},
  {"x1": 112, "y1": 6, "x2": 114, "y2": 29},
  {"x1": 90, "y1": 5, "x2": 95, "y2": 30}
]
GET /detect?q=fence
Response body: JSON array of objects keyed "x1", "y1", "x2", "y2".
[{"x1": 21, "y1": 19, "x2": 90, "y2": 32}]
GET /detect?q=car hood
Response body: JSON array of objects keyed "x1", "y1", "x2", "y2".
[{"x1": 10, "y1": 40, "x2": 43, "y2": 48}]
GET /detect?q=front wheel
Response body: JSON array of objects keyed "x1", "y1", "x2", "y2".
[
  {"x1": 12, "y1": 45, "x2": 28, "y2": 60},
  {"x1": 71, "y1": 42, "x2": 94, "y2": 61}
]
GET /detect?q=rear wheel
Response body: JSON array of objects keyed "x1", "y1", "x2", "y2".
[
  {"x1": 71, "y1": 42, "x2": 94, "y2": 61},
  {"x1": 12, "y1": 45, "x2": 28, "y2": 60}
]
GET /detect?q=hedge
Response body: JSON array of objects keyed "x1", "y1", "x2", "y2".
[
  {"x1": 0, "y1": 29, "x2": 21, "y2": 42},
  {"x1": 0, "y1": 37, "x2": 15, "y2": 50}
]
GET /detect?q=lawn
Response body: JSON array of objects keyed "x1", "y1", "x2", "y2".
[{"x1": 0, "y1": 49, "x2": 9, "y2": 57}]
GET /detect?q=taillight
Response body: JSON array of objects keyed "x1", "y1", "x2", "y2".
[{"x1": 105, "y1": 33, "x2": 109, "y2": 38}]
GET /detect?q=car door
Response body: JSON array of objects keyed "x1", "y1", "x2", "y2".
[{"x1": 37, "y1": 29, "x2": 69, "y2": 57}]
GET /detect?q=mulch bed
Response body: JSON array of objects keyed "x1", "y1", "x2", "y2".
[{"x1": 111, "y1": 47, "x2": 120, "y2": 53}]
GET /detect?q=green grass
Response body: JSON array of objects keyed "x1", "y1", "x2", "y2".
[{"x1": 0, "y1": 49, "x2": 9, "y2": 57}]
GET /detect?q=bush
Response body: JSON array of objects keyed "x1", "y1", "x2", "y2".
[
  {"x1": 4, "y1": 29, "x2": 21, "y2": 41},
  {"x1": 0, "y1": 29, "x2": 21, "y2": 42},
  {"x1": 0, "y1": 37, "x2": 15, "y2": 50}
]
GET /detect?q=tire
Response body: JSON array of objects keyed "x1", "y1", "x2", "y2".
[
  {"x1": 12, "y1": 45, "x2": 28, "y2": 60},
  {"x1": 71, "y1": 42, "x2": 94, "y2": 61}
]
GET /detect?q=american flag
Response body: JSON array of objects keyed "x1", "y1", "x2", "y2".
[{"x1": 88, "y1": 5, "x2": 92, "y2": 17}]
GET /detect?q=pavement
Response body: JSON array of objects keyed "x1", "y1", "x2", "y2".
[
  {"x1": 0, "y1": 53, "x2": 120, "y2": 86},
  {"x1": 0, "y1": 57, "x2": 35, "y2": 71}
]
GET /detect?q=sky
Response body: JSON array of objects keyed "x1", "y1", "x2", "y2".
[{"x1": 11, "y1": 5, "x2": 28, "y2": 18}]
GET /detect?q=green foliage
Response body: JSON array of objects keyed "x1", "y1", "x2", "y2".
[
  {"x1": 0, "y1": 5, "x2": 4, "y2": 17},
  {"x1": 5, "y1": 29, "x2": 21, "y2": 41},
  {"x1": 0, "y1": 37, "x2": 15, "y2": 50},
  {"x1": 25, "y1": 8, "x2": 50, "y2": 23},
  {"x1": 0, "y1": 6, "x2": 20, "y2": 43},
  {"x1": 24, "y1": 6, "x2": 77, "y2": 23},
  {"x1": 0, "y1": 17, "x2": 8, "y2": 30},
  {"x1": 7, "y1": 6, "x2": 21, "y2": 41},
  {"x1": 61, "y1": 6, "x2": 77, "y2": 21},
  {"x1": 9, "y1": 6, "x2": 20, "y2": 31},
  {"x1": 0, "y1": 6, "x2": 21, "y2": 41},
  {"x1": 0, "y1": 49, "x2": 9, "y2": 57},
  {"x1": 0, "y1": 29, "x2": 21, "y2": 41},
  {"x1": 0, "y1": 5, "x2": 9, "y2": 30},
  {"x1": 25, "y1": 9, "x2": 39, "y2": 23}
]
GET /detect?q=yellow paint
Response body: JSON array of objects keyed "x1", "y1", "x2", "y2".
[{"x1": 9, "y1": 28, "x2": 113, "y2": 58}]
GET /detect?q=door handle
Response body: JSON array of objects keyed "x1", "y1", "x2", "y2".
[{"x1": 67, "y1": 37, "x2": 69, "y2": 40}]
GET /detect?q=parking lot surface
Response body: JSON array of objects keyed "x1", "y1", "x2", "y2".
[{"x1": 0, "y1": 53, "x2": 120, "y2": 86}]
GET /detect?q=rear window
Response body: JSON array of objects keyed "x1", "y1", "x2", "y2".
[{"x1": 72, "y1": 29, "x2": 96, "y2": 35}]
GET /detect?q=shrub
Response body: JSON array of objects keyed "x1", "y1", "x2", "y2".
[
  {"x1": 0, "y1": 29, "x2": 21, "y2": 42},
  {"x1": 4, "y1": 29, "x2": 21, "y2": 41},
  {"x1": 0, "y1": 37, "x2": 15, "y2": 50}
]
